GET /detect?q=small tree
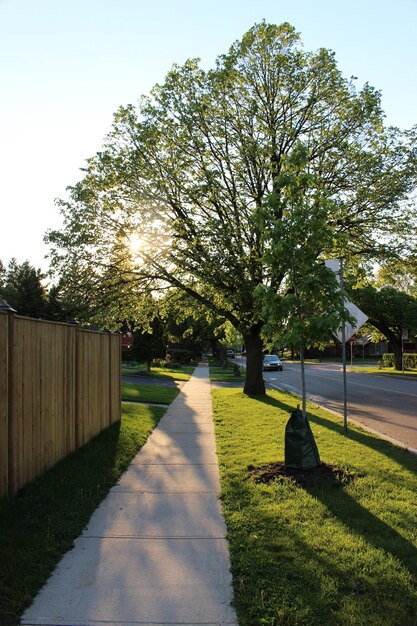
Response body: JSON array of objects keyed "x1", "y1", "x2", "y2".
[{"x1": 261, "y1": 145, "x2": 350, "y2": 414}]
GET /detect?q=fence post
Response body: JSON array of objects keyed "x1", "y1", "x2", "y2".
[
  {"x1": 0, "y1": 307, "x2": 13, "y2": 497},
  {"x1": 114, "y1": 332, "x2": 122, "y2": 423},
  {"x1": 0, "y1": 302, "x2": 16, "y2": 496},
  {"x1": 104, "y1": 330, "x2": 113, "y2": 427}
]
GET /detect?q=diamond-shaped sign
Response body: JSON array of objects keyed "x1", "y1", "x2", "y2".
[{"x1": 325, "y1": 259, "x2": 368, "y2": 344}]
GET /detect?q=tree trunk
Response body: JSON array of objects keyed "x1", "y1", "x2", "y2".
[
  {"x1": 243, "y1": 329, "x2": 265, "y2": 395},
  {"x1": 382, "y1": 331, "x2": 402, "y2": 370},
  {"x1": 392, "y1": 340, "x2": 403, "y2": 370}
]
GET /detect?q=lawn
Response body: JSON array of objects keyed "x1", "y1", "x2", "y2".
[
  {"x1": 212, "y1": 387, "x2": 417, "y2": 626},
  {"x1": 0, "y1": 402, "x2": 166, "y2": 626},
  {"x1": 121, "y1": 381, "x2": 180, "y2": 404},
  {"x1": 121, "y1": 361, "x2": 195, "y2": 381},
  {"x1": 350, "y1": 366, "x2": 417, "y2": 378},
  {"x1": 208, "y1": 358, "x2": 244, "y2": 382}
]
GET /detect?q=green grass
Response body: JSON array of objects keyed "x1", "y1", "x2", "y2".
[
  {"x1": 212, "y1": 387, "x2": 417, "y2": 626},
  {"x1": 0, "y1": 402, "x2": 165, "y2": 626},
  {"x1": 350, "y1": 366, "x2": 417, "y2": 378},
  {"x1": 149, "y1": 365, "x2": 195, "y2": 380},
  {"x1": 121, "y1": 362, "x2": 195, "y2": 381},
  {"x1": 209, "y1": 366, "x2": 244, "y2": 381},
  {"x1": 121, "y1": 381, "x2": 179, "y2": 404},
  {"x1": 208, "y1": 357, "x2": 244, "y2": 382}
]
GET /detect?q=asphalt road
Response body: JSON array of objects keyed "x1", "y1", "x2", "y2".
[{"x1": 237, "y1": 358, "x2": 417, "y2": 451}]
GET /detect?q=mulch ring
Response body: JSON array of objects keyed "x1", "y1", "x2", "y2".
[{"x1": 249, "y1": 461, "x2": 358, "y2": 488}]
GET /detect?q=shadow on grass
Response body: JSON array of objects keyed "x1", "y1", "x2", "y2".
[
  {"x1": 214, "y1": 389, "x2": 417, "y2": 623},
  {"x1": 250, "y1": 391, "x2": 417, "y2": 477},
  {"x1": 307, "y1": 477, "x2": 417, "y2": 575},
  {"x1": 233, "y1": 502, "x2": 417, "y2": 625},
  {"x1": 224, "y1": 461, "x2": 417, "y2": 625},
  {"x1": 0, "y1": 406, "x2": 163, "y2": 626}
]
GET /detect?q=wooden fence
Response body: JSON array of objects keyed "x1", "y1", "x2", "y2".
[{"x1": 0, "y1": 312, "x2": 121, "y2": 497}]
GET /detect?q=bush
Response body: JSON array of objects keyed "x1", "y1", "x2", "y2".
[
  {"x1": 382, "y1": 353, "x2": 395, "y2": 367},
  {"x1": 167, "y1": 349, "x2": 194, "y2": 364},
  {"x1": 154, "y1": 359, "x2": 184, "y2": 369},
  {"x1": 382, "y1": 353, "x2": 417, "y2": 369},
  {"x1": 404, "y1": 353, "x2": 417, "y2": 369}
]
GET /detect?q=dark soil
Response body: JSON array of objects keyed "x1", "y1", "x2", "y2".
[{"x1": 249, "y1": 461, "x2": 358, "y2": 488}]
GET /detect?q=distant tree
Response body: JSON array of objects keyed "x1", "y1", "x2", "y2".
[
  {"x1": 350, "y1": 285, "x2": 417, "y2": 369},
  {"x1": 160, "y1": 290, "x2": 224, "y2": 360},
  {"x1": 375, "y1": 257, "x2": 417, "y2": 298},
  {"x1": 0, "y1": 260, "x2": 6, "y2": 290},
  {"x1": 132, "y1": 316, "x2": 166, "y2": 371},
  {"x1": 1, "y1": 259, "x2": 47, "y2": 318},
  {"x1": 43, "y1": 281, "x2": 77, "y2": 322}
]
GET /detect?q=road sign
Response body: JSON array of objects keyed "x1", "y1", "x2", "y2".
[
  {"x1": 324, "y1": 259, "x2": 368, "y2": 343},
  {"x1": 336, "y1": 300, "x2": 368, "y2": 344}
]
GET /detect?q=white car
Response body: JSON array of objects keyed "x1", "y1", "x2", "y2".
[{"x1": 263, "y1": 355, "x2": 283, "y2": 371}]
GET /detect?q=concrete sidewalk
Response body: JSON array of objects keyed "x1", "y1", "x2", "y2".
[{"x1": 21, "y1": 364, "x2": 238, "y2": 626}]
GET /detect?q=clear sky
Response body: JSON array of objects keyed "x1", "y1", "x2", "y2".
[{"x1": 1, "y1": 0, "x2": 416, "y2": 273}]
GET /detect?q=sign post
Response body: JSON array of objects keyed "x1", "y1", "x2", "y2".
[
  {"x1": 325, "y1": 259, "x2": 368, "y2": 433},
  {"x1": 339, "y1": 259, "x2": 348, "y2": 432},
  {"x1": 402, "y1": 328, "x2": 409, "y2": 372},
  {"x1": 349, "y1": 335, "x2": 355, "y2": 369}
]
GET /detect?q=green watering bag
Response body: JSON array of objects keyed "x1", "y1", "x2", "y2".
[{"x1": 285, "y1": 408, "x2": 320, "y2": 470}]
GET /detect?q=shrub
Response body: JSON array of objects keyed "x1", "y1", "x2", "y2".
[
  {"x1": 382, "y1": 353, "x2": 395, "y2": 367},
  {"x1": 167, "y1": 349, "x2": 193, "y2": 364},
  {"x1": 404, "y1": 353, "x2": 417, "y2": 369},
  {"x1": 382, "y1": 353, "x2": 417, "y2": 369},
  {"x1": 158, "y1": 360, "x2": 184, "y2": 369}
]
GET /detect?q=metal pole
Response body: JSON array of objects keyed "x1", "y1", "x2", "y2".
[
  {"x1": 402, "y1": 334, "x2": 404, "y2": 373},
  {"x1": 300, "y1": 342, "x2": 306, "y2": 418},
  {"x1": 339, "y1": 259, "x2": 348, "y2": 433}
]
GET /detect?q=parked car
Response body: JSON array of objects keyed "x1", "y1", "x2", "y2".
[
  {"x1": 227, "y1": 349, "x2": 235, "y2": 359},
  {"x1": 263, "y1": 354, "x2": 283, "y2": 371}
]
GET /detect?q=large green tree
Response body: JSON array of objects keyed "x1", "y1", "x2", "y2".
[{"x1": 47, "y1": 22, "x2": 417, "y2": 394}]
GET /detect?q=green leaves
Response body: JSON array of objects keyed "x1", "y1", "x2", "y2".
[{"x1": 46, "y1": 21, "x2": 416, "y2": 374}]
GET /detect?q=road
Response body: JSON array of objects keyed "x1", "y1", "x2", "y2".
[{"x1": 236, "y1": 358, "x2": 417, "y2": 451}]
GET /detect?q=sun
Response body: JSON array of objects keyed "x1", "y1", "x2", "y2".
[{"x1": 127, "y1": 233, "x2": 145, "y2": 258}]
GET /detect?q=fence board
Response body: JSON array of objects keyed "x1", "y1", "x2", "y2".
[
  {"x1": 0, "y1": 314, "x2": 8, "y2": 496},
  {"x1": 0, "y1": 312, "x2": 121, "y2": 497},
  {"x1": 110, "y1": 335, "x2": 121, "y2": 424}
]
